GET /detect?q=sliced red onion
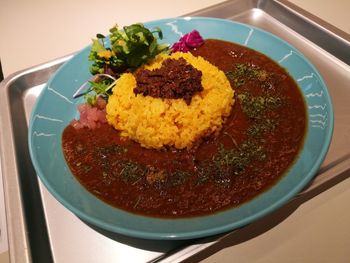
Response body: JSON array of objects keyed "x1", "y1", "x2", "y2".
[{"x1": 171, "y1": 30, "x2": 204, "y2": 52}]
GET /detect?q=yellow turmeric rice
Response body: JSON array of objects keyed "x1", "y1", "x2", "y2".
[{"x1": 106, "y1": 52, "x2": 234, "y2": 149}]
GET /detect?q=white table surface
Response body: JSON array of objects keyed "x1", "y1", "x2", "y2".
[{"x1": 1, "y1": 1, "x2": 350, "y2": 262}]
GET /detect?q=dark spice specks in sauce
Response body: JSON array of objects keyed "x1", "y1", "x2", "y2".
[{"x1": 62, "y1": 39, "x2": 307, "y2": 218}]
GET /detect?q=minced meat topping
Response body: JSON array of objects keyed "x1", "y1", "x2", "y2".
[{"x1": 134, "y1": 58, "x2": 203, "y2": 105}]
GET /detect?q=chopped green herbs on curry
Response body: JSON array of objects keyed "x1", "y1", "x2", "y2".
[
  {"x1": 62, "y1": 39, "x2": 307, "y2": 218},
  {"x1": 225, "y1": 63, "x2": 269, "y2": 87}
]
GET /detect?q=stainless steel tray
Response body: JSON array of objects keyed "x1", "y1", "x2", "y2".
[{"x1": 1, "y1": 0, "x2": 350, "y2": 262}]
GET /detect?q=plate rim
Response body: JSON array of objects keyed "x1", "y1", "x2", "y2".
[{"x1": 28, "y1": 16, "x2": 334, "y2": 240}]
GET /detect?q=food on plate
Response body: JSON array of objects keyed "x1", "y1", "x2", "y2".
[
  {"x1": 77, "y1": 23, "x2": 169, "y2": 105},
  {"x1": 170, "y1": 29, "x2": 204, "y2": 52},
  {"x1": 106, "y1": 52, "x2": 234, "y2": 149},
  {"x1": 62, "y1": 24, "x2": 307, "y2": 218}
]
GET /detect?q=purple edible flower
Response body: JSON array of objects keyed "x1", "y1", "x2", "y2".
[{"x1": 171, "y1": 30, "x2": 204, "y2": 52}]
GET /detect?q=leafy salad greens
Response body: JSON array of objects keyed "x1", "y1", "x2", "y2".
[
  {"x1": 77, "y1": 23, "x2": 204, "y2": 104},
  {"x1": 83, "y1": 23, "x2": 169, "y2": 103}
]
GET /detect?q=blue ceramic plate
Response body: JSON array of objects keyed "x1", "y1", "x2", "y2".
[{"x1": 28, "y1": 17, "x2": 333, "y2": 240}]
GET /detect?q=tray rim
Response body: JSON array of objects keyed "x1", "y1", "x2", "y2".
[{"x1": 278, "y1": 0, "x2": 350, "y2": 41}]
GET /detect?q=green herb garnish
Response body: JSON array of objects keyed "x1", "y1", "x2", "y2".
[
  {"x1": 168, "y1": 170, "x2": 189, "y2": 186},
  {"x1": 213, "y1": 139, "x2": 267, "y2": 176},
  {"x1": 237, "y1": 92, "x2": 282, "y2": 119},
  {"x1": 109, "y1": 24, "x2": 168, "y2": 69},
  {"x1": 246, "y1": 119, "x2": 279, "y2": 137},
  {"x1": 117, "y1": 159, "x2": 146, "y2": 183},
  {"x1": 96, "y1": 144, "x2": 128, "y2": 156},
  {"x1": 83, "y1": 23, "x2": 169, "y2": 104},
  {"x1": 226, "y1": 63, "x2": 269, "y2": 87}
]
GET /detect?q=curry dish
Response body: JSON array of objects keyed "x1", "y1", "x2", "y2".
[{"x1": 62, "y1": 39, "x2": 307, "y2": 218}]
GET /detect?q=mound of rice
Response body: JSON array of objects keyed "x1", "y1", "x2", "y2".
[{"x1": 106, "y1": 52, "x2": 234, "y2": 149}]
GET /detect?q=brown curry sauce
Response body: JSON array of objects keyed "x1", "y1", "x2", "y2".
[{"x1": 62, "y1": 39, "x2": 307, "y2": 218}]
